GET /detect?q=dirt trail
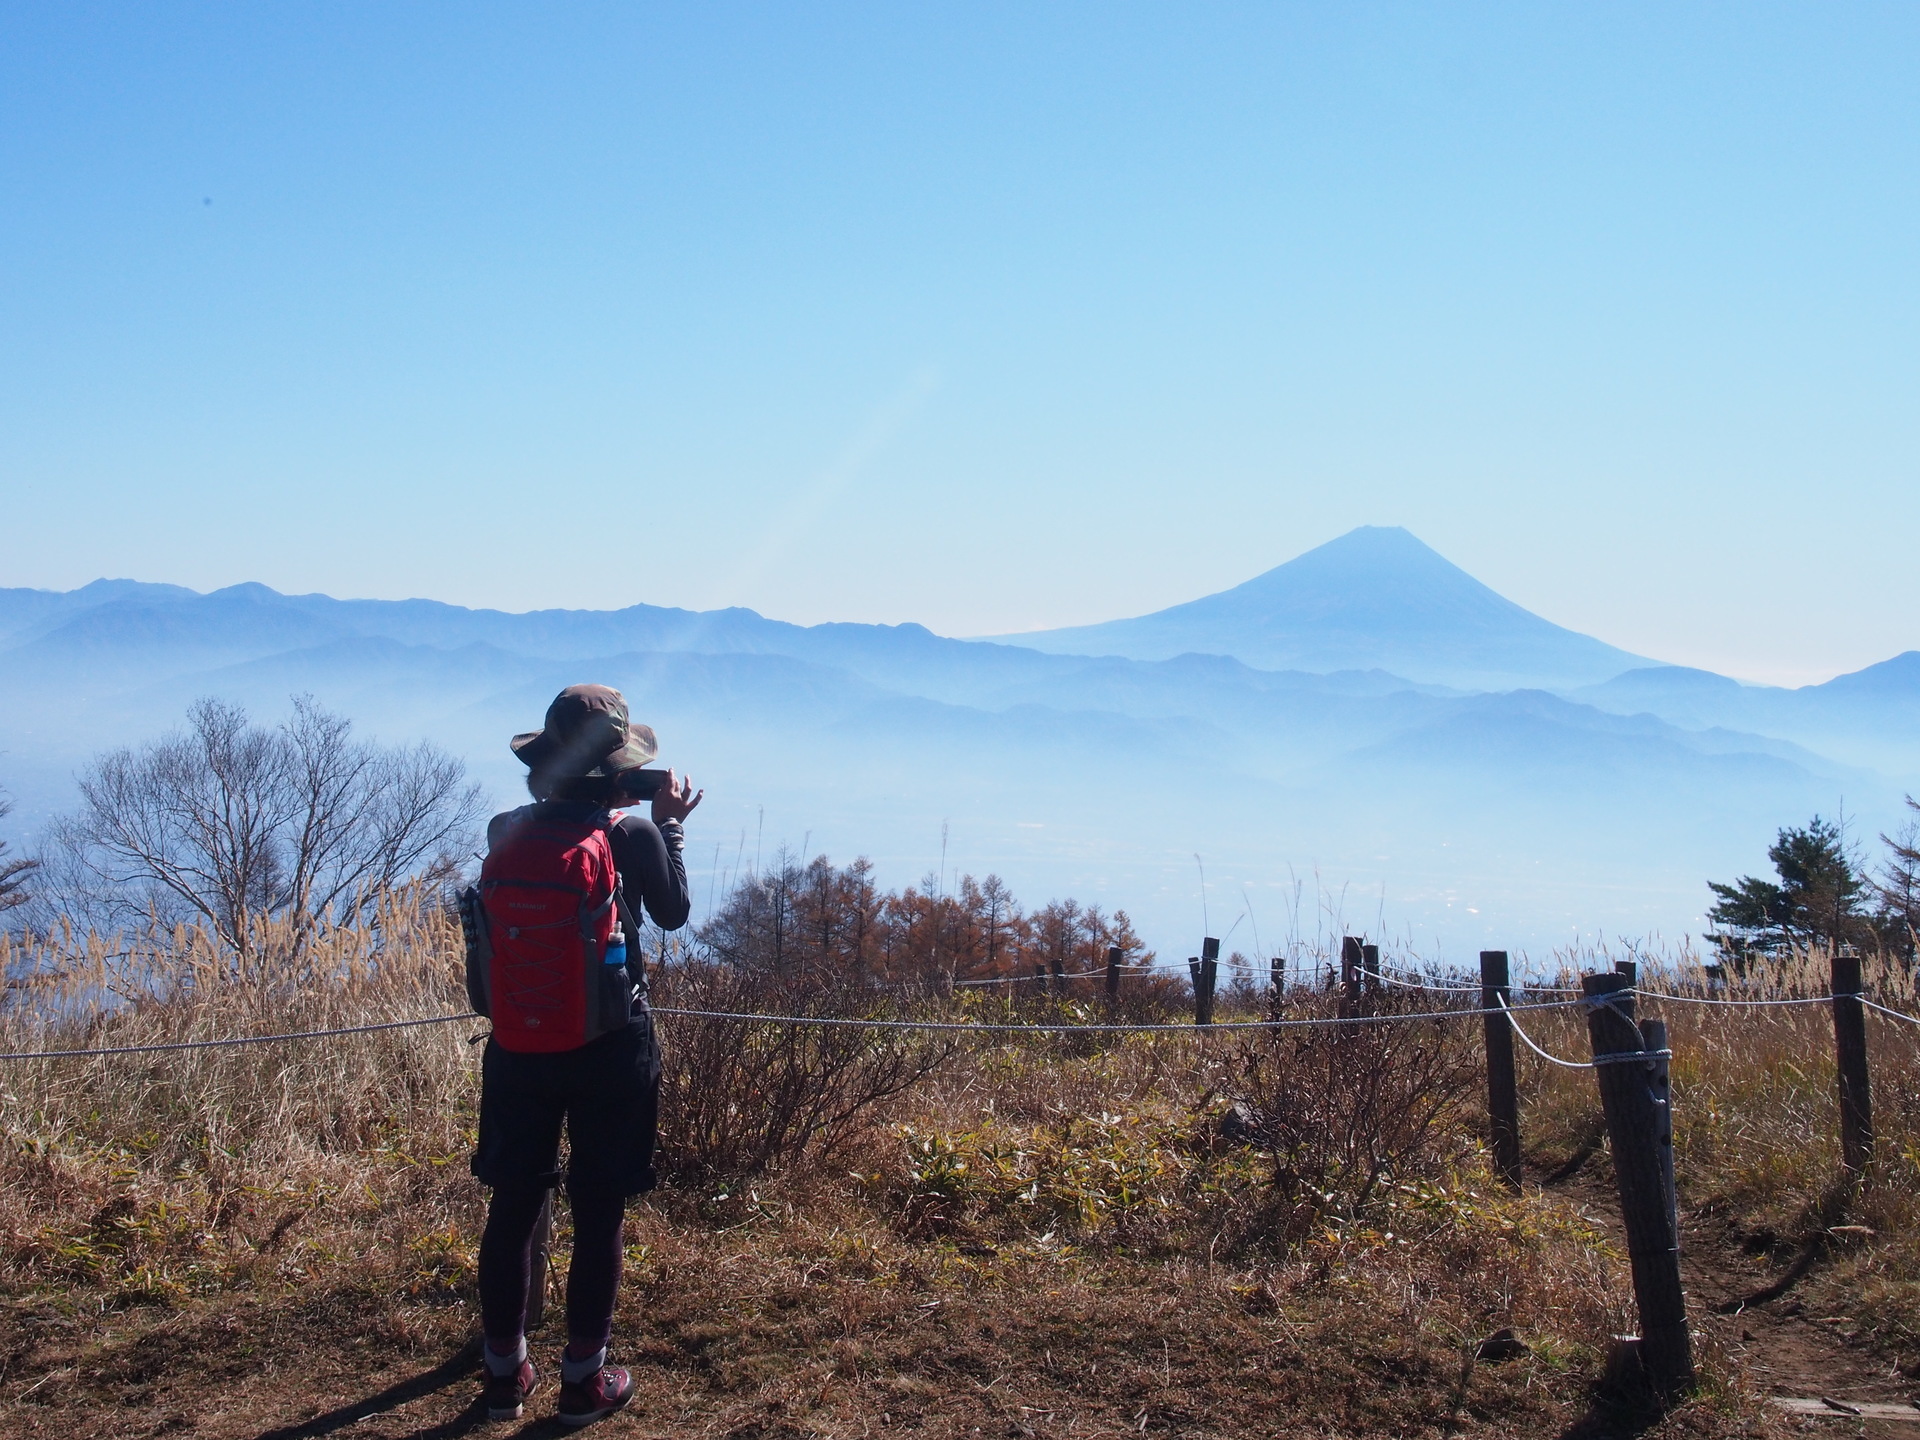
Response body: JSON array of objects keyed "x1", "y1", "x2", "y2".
[{"x1": 1545, "y1": 1165, "x2": 1919, "y2": 1436}]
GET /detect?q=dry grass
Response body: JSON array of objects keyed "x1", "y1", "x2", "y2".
[
  {"x1": 1520, "y1": 946, "x2": 1920, "y2": 1381},
  {"x1": 0, "y1": 893, "x2": 480, "y2": 1314},
  {"x1": 0, "y1": 914, "x2": 1876, "y2": 1436}
]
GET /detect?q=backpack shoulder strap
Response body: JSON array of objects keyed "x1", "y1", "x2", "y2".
[
  {"x1": 483, "y1": 803, "x2": 539, "y2": 856},
  {"x1": 613, "y1": 887, "x2": 641, "y2": 940}
]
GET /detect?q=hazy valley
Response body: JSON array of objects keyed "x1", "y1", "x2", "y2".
[{"x1": 3, "y1": 526, "x2": 1913, "y2": 960}]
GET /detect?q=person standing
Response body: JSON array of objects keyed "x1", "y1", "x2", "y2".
[{"x1": 468, "y1": 684, "x2": 701, "y2": 1425}]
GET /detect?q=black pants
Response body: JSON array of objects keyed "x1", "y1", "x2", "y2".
[{"x1": 474, "y1": 1017, "x2": 660, "y2": 1348}]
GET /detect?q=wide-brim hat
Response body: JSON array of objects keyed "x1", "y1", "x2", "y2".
[{"x1": 511, "y1": 683, "x2": 658, "y2": 778}]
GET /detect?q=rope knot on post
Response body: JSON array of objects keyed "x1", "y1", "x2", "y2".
[{"x1": 1590, "y1": 1047, "x2": 1674, "y2": 1069}]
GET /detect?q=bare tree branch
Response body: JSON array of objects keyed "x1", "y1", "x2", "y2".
[
  {"x1": 37, "y1": 696, "x2": 484, "y2": 957},
  {"x1": 0, "y1": 790, "x2": 37, "y2": 916}
]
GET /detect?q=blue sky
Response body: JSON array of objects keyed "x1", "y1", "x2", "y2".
[{"x1": 4, "y1": 2, "x2": 1917, "y2": 684}]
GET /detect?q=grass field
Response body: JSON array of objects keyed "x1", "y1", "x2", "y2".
[{"x1": 0, "y1": 902, "x2": 1915, "y2": 1437}]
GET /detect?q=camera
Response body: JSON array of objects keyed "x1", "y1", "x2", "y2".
[{"x1": 612, "y1": 768, "x2": 670, "y2": 803}]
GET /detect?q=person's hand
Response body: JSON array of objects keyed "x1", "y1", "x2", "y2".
[{"x1": 651, "y1": 769, "x2": 703, "y2": 827}]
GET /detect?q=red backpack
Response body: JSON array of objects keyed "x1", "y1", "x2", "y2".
[{"x1": 460, "y1": 808, "x2": 634, "y2": 1053}]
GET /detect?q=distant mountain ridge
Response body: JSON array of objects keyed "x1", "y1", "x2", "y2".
[
  {"x1": 1572, "y1": 654, "x2": 1920, "y2": 773},
  {"x1": 0, "y1": 527, "x2": 1654, "y2": 695},
  {"x1": 992, "y1": 526, "x2": 1657, "y2": 691},
  {"x1": 3, "y1": 534, "x2": 1916, "y2": 953}
]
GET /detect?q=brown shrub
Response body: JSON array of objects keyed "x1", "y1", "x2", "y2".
[
  {"x1": 650, "y1": 959, "x2": 960, "y2": 1186},
  {"x1": 1222, "y1": 990, "x2": 1483, "y2": 1230}
]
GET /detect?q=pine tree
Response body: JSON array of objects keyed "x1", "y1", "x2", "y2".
[
  {"x1": 1707, "y1": 815, "x2": 1868, "y2": 964},
  {"x1": 1874, "y1": 796, "x2": 1920, "y2": 960}
]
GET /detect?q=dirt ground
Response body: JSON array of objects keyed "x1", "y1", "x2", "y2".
[
  {"x1": 1684, "y1": 1209, "x2": 1920, "y2": 1438},
  {"x1": 0, "y1": 1002, "x2": 1905, "y2": 1439},
  {"x1": 1548, "y1": 1160, "x2": 1920, "y2": 1440},
  {"x1": 0, "y1": 1170, "x2": 1883, "y2": 1440}
]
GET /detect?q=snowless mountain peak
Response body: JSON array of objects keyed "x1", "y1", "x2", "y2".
[{"x1": 994, "y1": 526, "x2": 1657, "y2": 691}]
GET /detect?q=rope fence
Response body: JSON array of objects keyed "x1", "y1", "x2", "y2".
[
  {"x1": 1376, "y1": 968, "x2": 1484, "y2": 994},
  {"x1": 0, "y1": 1011, "x2": 475, "y2": 1062},
  {"x1": 1378, "y1": 966, "x2": 1582, "y2": 996},
  {"x1": 950, "y1": 964, "x2": 1111, "y2": 988},
  {"x1": 2, "y1": 982, "x2": 1915, "y2": 1061},
  {"x1": 2, "y1": 931, "x2": 1909, "y2": 1407},
  {"x1": 1496, "y1": 994, "x2": 1595, "y2": 1069},
  {"x1": 1636, "y1": 990, "x2": 1836, "y2": 1008},
  {"x1": 0, "y1": 994, "x2": 1601, "y2": 1060},
  {"x1": 647, "y1": 997, "x2": 1583, "y2": 1034},
  {"x1": 1863, "y1": 997, "x2": 1920, "y2": 1027}
]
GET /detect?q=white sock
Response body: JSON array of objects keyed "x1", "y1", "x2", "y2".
[
  {"x1": 561, "y1": 1345, "x2": 607, "y2": 1384},
  {"x1": 484, "y1": 1336, "x2": 527, "y2": 1377}
]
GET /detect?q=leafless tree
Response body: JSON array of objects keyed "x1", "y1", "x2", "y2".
[
  {"x1": 39, "y1": 695, "x2": 484, "y2": 956},
  {"x1": 0, "y1": 790, "x2": 37, "y2": 916}
]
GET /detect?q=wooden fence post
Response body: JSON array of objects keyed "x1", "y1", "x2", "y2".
[
  {"x1": 1831, "y1": 949, "x2": 1874, "y2": 1175},
  {"x1": 1362, "y1": 942, "x2": 1381, "y2": 999},
  {"x1": 1643, "y1": 1018, "x2": 1677, "y2": 1247},
  {"x1": 1339, "y1": 937, "x2": 1362, "y2": 1019},
  {"x1": 1190, "y1": 940, "x2": 1221, "y2": 1029},
  {"x1": 525, "y1": 1189, "x2": 553, "y2": 1329},
  {"x1": 1480, "y1": 950, "x2": 1521, "y2": 1190},
  {"x1": 1583, "y1": 972, "x2": 1694, "y2": 1400},
  {"x1": 1033, "y1": 963, "x2": 1047, "y2": 995},
  {"x1": 1268, "y1": 955, "x2": 1284, "y2": 1019},
  {"x1": 1050, "y1": 958, "x2": 1066, "y2": 992},
  {"x1": 1105, "y1": 945, "x2": 1122, "y2": 1003}
]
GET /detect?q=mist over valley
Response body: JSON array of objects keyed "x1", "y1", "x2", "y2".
[{"x1": 3, "y1": 526, "x2": 1912, "y2": 964}]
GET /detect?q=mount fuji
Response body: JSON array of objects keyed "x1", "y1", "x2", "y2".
[{"x1": 994, "y1": 526, "x2": 1656, "y2": 691}]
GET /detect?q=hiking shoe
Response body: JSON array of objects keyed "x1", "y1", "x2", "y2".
[
  {"x1": 556, "y1": 1363, "x2": 634, "y2": 1427},
  {"x1": 482, "y1": 1355, "x2": 539, "y2": 1421}
]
